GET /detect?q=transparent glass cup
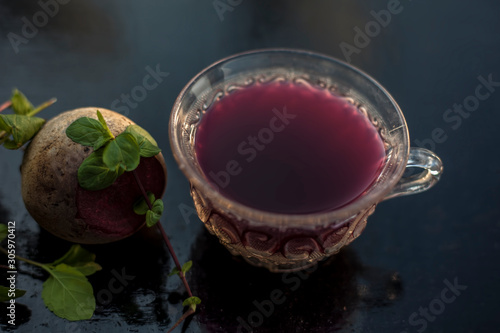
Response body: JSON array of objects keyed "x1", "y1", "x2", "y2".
[{"x1": 169, "y1": 49, "x2": 443, "y2": 272}]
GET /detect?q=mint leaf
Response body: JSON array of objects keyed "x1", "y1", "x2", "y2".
[
  {"x1": 168, "y1": 267, "x2": 180, "y2": 277},
  {"x1": 182, "y1": 296, "x2": 201, "y2": 309},
  {"x1": 0, "y1": 224, "x2": 7, "y2": 243},
  {"x1": 124, "y1": 125, "x2": 161, "y2": 157},
  {"x1": 96, "y1": 110, "x2": 114, "y2": 139},
  {"x1": 96, "y1": 110, "x2": 108, "y2": 129},
  {"x1": 168, "y1": 260, "x2": 192, "y2": 277},
  {"x1": 146, "y1": 209, "x2": 161, "y2": 227},
  {"x1": 78, "y1": 150, "x2": 124, "y2": 190},
  {"x1": 138, "y1": 139, "x2": 161, "y2": 157},
  {"x1": 0, "y1": 114, "x2": 45, "y2": 149},
  {"x1": 42, "y1": 264, "x2": 96, "y2": 321},
  {"x1": 70, "y1": 262, "x2": 102, "y2": 277},
  {"x1": 124, "y1": 124, "x2": 158, "y2": 146},
  {"x1": 133, "y1": 192, "x2": 155, "y2": 215},
  {"x1": 181, "y1": 261, "x2": 193, "y2": 275},
  {"x1": 10, "y1": 89, "x2": 33, "y2": 115},
  {"x1": 50, "y1": 245, "x2": 102, "y2": 277},
  {"x1": 152, "y1": 198, "x2": 164, "y2": 214},
  {"x1": 0, "y1": 285, "x2": 26, "y2": 302},
  {"x1": 103, "y1": 132, "x2": 140, "y2": 171},
  {"x1": 146, "y1": 198, "x2": 163, "y2": 227},
  {"x1": 51, "y1": 245, "x2": 94, "y2": 266},
  {"x1": 66, "y1": 116, "x2": 114, "y2": 150}
]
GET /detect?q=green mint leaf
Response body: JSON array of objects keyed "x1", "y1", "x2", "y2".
[
  {"x1": 78, "y1": 150, "x2": 124, "y2": 191},
  {"x1": 68, "y1": 262, "x2": 102, "y2": 277},
  {"x1": 138, "y1": 139, "x2": 161, "y2": 157},
  {"x1": 10, "y1": 89, "x2": 34, "y2": 115},
  {"x1": 146, "y1": 198, "x2": 163, "y2": 227},
  {"x1": 181, "y1": 260, "x2": 193, "y2": 275},
  {"x1": 65, "y1": 116, "x2": 114, "y2": 150},
  {"x1": 96, "y1": 110, "x2": 108, "y2": 129},
  {"x1": 168, "y1": 261, "x2": 192, "y2": 277},
  {"x1": 50, "y1": 245, "x2": 102, "y2": 277},
  {"x1": 146, "y1": 209, "x2": 161, "y2": 227},
  {"x1": 96, "y1": 110, "x2": 114, "y2": 139},
  {"x1": 0, "y1": 285, "x2": 26, "y2": 302},
  {"x1": 168, "y1": 267, "x2": 180, "y2": 277},
  {"x1": 42, "y1": 264, "x2": 96, "y2": 321},
  {"x1": 125, "y1": 125, "x2": 158, "y2": 146},
  {"x1": 124, "y1": 125, "x2": 161, "y2": 157},
  {"x1": 103, "y1": 132, "x2": 140, "y2": 171},
  {"x1": 0, "y1": 224, "x2": 7, "y2": 243},
  {"x1": 182, "y1": 296, "x2": 201, "y2": 308},
  {"x1": 152, "y1": 198, "x2": 164, "y2": 215},
  {"x1": 133, "y1": 192, "x2": 155, "y2": 215},
  {"x1": 0, "y1": 115, "x2": 45, "y2": 149}
]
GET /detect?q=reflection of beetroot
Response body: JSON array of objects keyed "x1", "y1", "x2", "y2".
[{"x1": 21, "y1": 108, "x2": 167, "y2": 244}]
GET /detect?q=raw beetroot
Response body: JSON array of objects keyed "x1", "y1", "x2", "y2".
[{"x1": 21, "y1": 107, "x2": 167, "y2": 244}]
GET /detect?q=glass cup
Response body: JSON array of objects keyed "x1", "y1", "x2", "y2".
[{"x1": 169, "y1": 49, "x2": 443, "y2": 272}]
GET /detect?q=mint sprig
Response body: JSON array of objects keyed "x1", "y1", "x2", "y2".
[
  {"x1": 0, "y1": 89, "x2": 56, "y2": 150},
  {"x1": 66, "y1": 110, "x2": 160, "y2": 191},
  {"x1": 134, "y1": 192, "x2": 164, "y2": 227},
  {"x1": 183, "y1": 296, "x2": 201, "y2": 311},
  {"x1": 0, "y1": 115, "x2": 45, "y2": 149},
  {"x1": 168, "y1": 260, "x2": 193, "y2": 277},
  {"x1": 167, "y1": 295, "x2": 201, "y2": 333},
  {"x1": 0, "y1": 230, "x2": 101, "y2": 321},
  {"x1": 133, "y1": 191, "x2": 156, "y2": 215},
  {"x1": 67, "y1": 111, "x2": 200, "y2": 331},
  {"x1": 103, "y1": 132, "x2": 140, "y2": 171}
]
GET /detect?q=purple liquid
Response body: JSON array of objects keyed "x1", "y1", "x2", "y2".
[{"x1": 195, "y1": 81, "x2": 386, "y2": 214}]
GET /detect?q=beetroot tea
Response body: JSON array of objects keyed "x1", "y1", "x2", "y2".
[
  {"x1": 172, "y1": 49, "x2": 443, "y2": 271},
  {"x1": 195, "y1": 81, "x2": 386, "y2": 214}
]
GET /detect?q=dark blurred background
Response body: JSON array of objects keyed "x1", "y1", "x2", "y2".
[{"x1": 0, "y1": 0, "x2": 499, "y2": 332}]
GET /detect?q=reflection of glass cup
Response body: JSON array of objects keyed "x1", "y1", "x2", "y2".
[{"x1": 169, "y1": 49, "x2": 443, "y2": 272}]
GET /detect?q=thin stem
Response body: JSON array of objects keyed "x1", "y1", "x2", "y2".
[
  {"x1": 156, "y1": 223, "x2": 193, "y2": 297},
  {"x1": 167, "y1": 307, "x2": 195, "y2": 333},
  {"x1": 0, "y1": 264, "x2": 10, "y2": 270},
  {"x1": 0, "y1": 246, "x2": 45, "y2": 268},
  {"x1": 131, "y1": 170, "x2": 193, "y2": 297},
  {"x1": 27, "y1": 97, "x2": 57, "y2": 117},
  {"x1": 0, "y1": 100, "x2": 12, "y2": 113}
]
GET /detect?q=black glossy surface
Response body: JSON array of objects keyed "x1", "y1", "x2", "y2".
[{"x1": 1, "y1": 1, "x2": 500, "y2": 332}]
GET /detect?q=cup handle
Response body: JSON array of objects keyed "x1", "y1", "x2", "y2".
[{"x1": 384, "y1": 147, "x2": 443, "y2": 200}]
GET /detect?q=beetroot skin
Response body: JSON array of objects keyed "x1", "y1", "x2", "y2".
[{"x1": 21, "y1": 107, "x2": 167, "y2": 244}]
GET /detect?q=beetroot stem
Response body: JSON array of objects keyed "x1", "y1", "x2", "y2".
[
  {"x1": 131, "y1": 170, "x2": 193, "y2": 297},
  {"x1": 166, "y1": 307, "x2": 195, "y2": 333},
  {"x1": 0, "y1": 100, "x2": 11, "y2": 113}
]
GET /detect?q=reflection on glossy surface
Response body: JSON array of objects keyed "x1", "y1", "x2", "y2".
[
  {"x1": 0, "y1": 212, "x2": 402, "y2": 332},
  {"x1": 190, "y1": 230, "x2": 403, "y2": 332},
  {"x1": 0, "y1": 223, "x2": 177, "y2": 331}
]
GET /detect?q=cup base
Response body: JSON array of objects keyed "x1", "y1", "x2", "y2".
[{"x1": 193, "y1": 184, "x2": 376, "y2": 272}]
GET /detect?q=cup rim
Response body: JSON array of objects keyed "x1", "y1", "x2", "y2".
[{"x1": 169, "y1": 48, "x2": 409, "y2": 226}]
